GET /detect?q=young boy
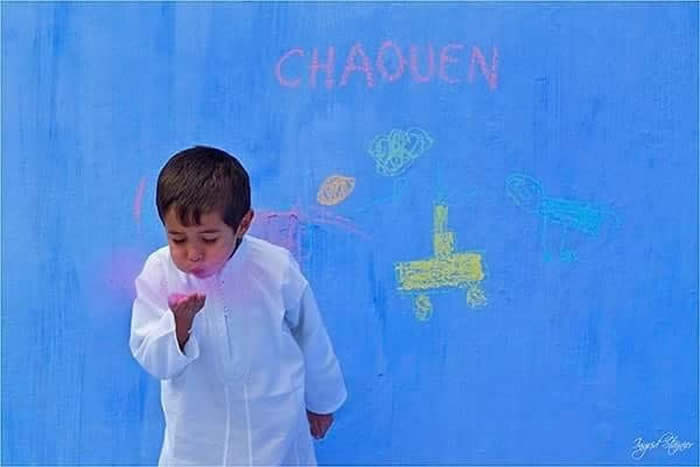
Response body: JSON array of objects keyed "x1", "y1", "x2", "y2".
[{"x1": 129, "y1": 146, "x2": 347, "y2": 465}]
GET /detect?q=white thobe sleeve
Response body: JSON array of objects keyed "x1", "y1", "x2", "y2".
[
  {"x1": 129, "y1": 253, "x2": 200, "y2": 380},
  {"x1": 284, "y1": 254, "x2": 347, "y2": 414}
]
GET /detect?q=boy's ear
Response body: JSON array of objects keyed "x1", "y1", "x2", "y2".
[{"x1": 238, "y1": 210, "x2": 255, "y2": 236}]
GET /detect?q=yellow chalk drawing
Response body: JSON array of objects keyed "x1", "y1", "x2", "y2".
[
  {"x1": 317, "y1": 175, "x2": 356, "y2": 206},
  {"x1": 466, "y1": 281, "x2": 487, "y2": 307},
  {"x1": 395, "y1": 203, "x2": 487, "y2": 320},
  {"x1": 414, "y1": 294, "x2": 433, "y2": 321}
]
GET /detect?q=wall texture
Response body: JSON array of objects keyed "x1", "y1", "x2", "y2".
[{"x1": 2, "y1": 2, "x2": 698, "y2": 465}]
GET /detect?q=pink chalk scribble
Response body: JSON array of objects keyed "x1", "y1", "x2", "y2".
[
  {"x1": 307, "y1": 206, "x2": 369, "y2": 239},
  {"x1": 251, "y1": 210, "x2": 302, "y2": 259},
  {"x1": 250, "y1": 206, "x2": 369, "y2": 262},
  {"x1": 133, "y1": 177, "x2": 146, "y2": 225}
]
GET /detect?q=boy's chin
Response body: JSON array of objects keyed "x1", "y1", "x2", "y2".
[
  {"x1": 173, "y1": 261, "x2": 224, "y2": 278},
  {"x1": 174, "y1": 265, "x2": 215, "y2": 278},
  {"x1": 191, "y1": 268, "x2": 213, "y2": 278}
]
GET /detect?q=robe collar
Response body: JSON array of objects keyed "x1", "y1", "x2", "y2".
[{"x1": 217, "y1": 235, "x2": 249, "y2": 278}]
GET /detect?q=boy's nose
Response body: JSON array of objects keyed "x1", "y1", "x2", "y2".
[{"x1": 187, "y1": 249, "x2": 203, "y2": 262}]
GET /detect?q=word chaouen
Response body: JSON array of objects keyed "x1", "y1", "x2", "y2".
[{"x1": 275, "y1": 41, "x2": 499, "y2": 90}]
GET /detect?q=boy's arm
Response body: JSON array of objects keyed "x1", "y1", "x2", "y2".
[
  {"x1": 284, "y1": 255, "x2": 347, "y2": 415},
  {"x1": 129, "y1": 254, "x2": 201, "y2": 380},
  {"x1": 290, "y1": 285, "x2": 347, "y2": 414}
]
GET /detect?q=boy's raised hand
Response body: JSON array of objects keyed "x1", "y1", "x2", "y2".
[
  {"x1": 306, "y1": 411, "x2": 334, "y2": 440},
  {"x1": 168, "y1": 293, "x2": 206, "y2": 318},
  {"x1": 168, "y1": 293, "x2": 206, "y2": 351}
]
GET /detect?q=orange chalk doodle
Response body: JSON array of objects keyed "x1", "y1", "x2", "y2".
[
  {"x1": 317, "y1": 175, "x2": 356, "y2": 206},
  {"x1": 395, "y1": 203, "x2": 487, "y2": 321}
]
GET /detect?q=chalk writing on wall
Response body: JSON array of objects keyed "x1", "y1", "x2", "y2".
[
  {"x1": 395, "y1": 203, "x2": 487, "y2": 320},
  {"x1": 275, "y1": 42, "x2": 499, "y2": 90}
]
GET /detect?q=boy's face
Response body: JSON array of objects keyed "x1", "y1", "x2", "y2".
[{"x1": 164, "y1": 207, "x2": 254, "y2": 279}]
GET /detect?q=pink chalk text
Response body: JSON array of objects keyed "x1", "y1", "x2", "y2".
[{"x1": 275, "y1": 42, "x2": 499, "y2": 90}]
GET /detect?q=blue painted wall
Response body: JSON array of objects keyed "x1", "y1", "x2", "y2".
[{"x1": 2, "y1": 2, "x2": 698, "y2": 465}]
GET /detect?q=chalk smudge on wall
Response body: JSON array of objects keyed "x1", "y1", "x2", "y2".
[
  {"x1": 251, "y1": 207, "x2": 368, "y2": 263},
  {"x1": 133, "y1": 177, "x2": 147, "y2": 226}
]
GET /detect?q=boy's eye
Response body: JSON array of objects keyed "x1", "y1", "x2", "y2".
[
  {"x1": 202, "y1": 238, "x2": 218, "y2": 244},
  {"x1": 171, "y1": 238, "x2": 185, "y2": 244}
]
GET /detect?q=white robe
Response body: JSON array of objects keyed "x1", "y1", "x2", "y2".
[{"x1": 129, "y1": 235, "x2": 347, "y2": 466}]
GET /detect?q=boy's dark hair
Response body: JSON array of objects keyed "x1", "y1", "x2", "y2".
[{"x1": 156, "y1": 145, "x2": 250, "y2": 229}]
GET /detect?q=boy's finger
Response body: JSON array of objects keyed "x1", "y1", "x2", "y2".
[
  {"x1": 307, "y1": 415, "x2": 317, "y2": 436},
  {"x1": 174, "y1": 297, "x2": 190, "y2": 312},
  {"x1": 189, "y1": 293, "x2": 204, "y2": 308},
  {"x1": 320, "y1": 419, "x2": 330, "y2": 438},
  {"x1": 168, "y1": 293, "x2": 187, "y2": 309},
  {"x1": 194, "y1": 296, "x2": 205, "y2": 312},
  {"x1": 186, "y1": 296, "x2": 201, "y2": 312},
  {"x1": 320, "y1": 415, "x2": 333, "y2": 438},
  {"x1": 320, "y1": 418, "x2": 329, "y2": 435},
  {"x1": 190, "y1": 294, "x2": 203, "y2": 305},
  {"x1": 172, "y1": 295, "x2": 196, "y2": 314}
]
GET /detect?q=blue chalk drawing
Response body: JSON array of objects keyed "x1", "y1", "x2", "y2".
[{"x1": 506, "y1": 174, "x2": 620, "y2": 262}]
